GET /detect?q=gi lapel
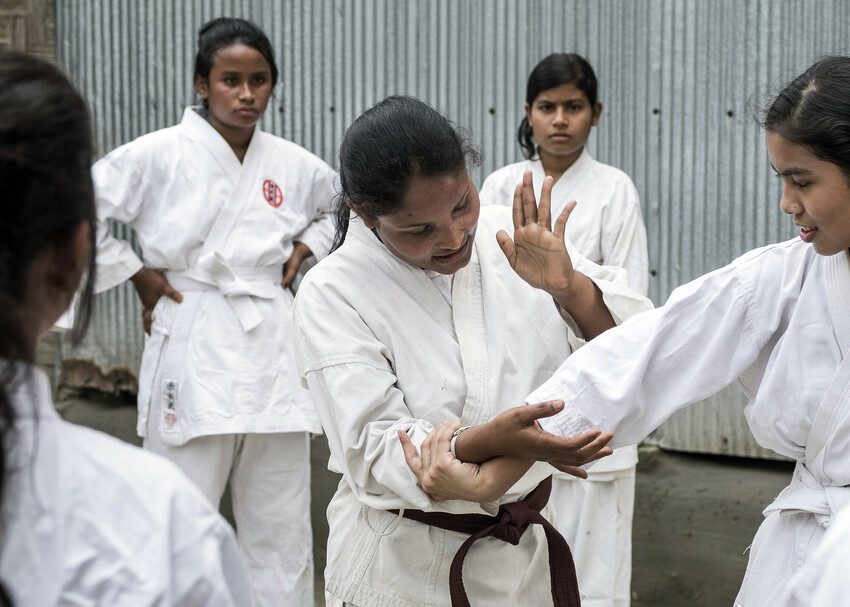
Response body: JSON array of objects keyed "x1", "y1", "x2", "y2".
[
  {"x1": 805, "y1": 250, "x2": 850, "y2": 478},
  {"x1": 452, "y1": 241, "x2": 492, "y2": 426}
]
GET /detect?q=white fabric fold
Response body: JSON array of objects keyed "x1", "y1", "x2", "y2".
[{"x1": 167, "y1": 256, "x2": 282, "y2": 332}]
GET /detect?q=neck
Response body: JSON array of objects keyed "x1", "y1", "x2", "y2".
[
  {"x1": 538, "y1": 146, "x2": 584, "y2": 182},
  {"x1": 207, "y1": 116, "x2": 255, "y2": 163}
]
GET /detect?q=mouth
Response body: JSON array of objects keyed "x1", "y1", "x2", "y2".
[
  {"x1": 550, "y1": 133, "x2": 571, "y2": 141},
  {"x1": 432, "y1": 235, "x2": 472, "y2": 265},
  {"x1": 235, "y1": 107, "x2": 259, "y2": 116},
  {"x1": 797, "y1": 224, "x2": 818, "y2": 243}
]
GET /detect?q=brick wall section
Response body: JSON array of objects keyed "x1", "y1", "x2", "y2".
[{"x1": 0, "y1": 0, "x2": 54, "y2": 59}]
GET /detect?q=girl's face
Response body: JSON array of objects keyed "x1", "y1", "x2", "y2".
[
  {"x1": 767, "y1": 131, "x2": 850, "y2": 255},
  {"x1": 360, "y1": 171, "x2": 480, "y2": 275},
  {"x1": 526, "y1": 82, "x2": 601, "y2": 164},
  {"x1": 194, "y1": 43, "x2": 273, "y2": 137}
]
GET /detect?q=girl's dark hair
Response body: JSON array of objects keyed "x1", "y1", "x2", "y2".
[
  {"x1": 0, "y1": 50, "x2": 96, "y2": 604},
  {"x1": 764, "y1": 55, "x2": 850, "y2": 177},
  {"x1": 194, "y1": 17, "x2": 279, "y2": 94},
  {"x1": 332, "y1": 95, "x2": 481, "y2": 250},
  {"x1": 518, "y1": 53, "x2": 598, "y2": 160}
]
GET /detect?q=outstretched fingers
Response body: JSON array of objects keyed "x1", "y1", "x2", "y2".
[
  {"x1": 550, "y1": 463, "x2": 589, "y2": 479},
  {"x1": 554, "y1": 200, "x2": 577, "y2": 241},
  {"x1": 512, "y1": 182, "x2": 525, "y2": 230},
  {"x1": 521, "y1": 170, "x2": 539, "y2": 225},
  {"x1": 537, "y1": 175, "x2": 555, "y2": 229},
  {"x1": 496, "y1": 230, "x2": 517, "y2": 267},
  {"x1": 546, "y1": 430, "x2": 614, "y2": 465}
]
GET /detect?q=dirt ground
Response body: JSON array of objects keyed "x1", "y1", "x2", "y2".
[{"x1": 57, "y1": 395, "x2": 792, "y2": 607}]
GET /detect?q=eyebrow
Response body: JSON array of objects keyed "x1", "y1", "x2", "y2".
[
  {"x1": 771, "y1": 165, "x2": 811, "y2": 177},
  {"x1": 536, "y1": 97, "x2": 585, "y2": 104},
  {"x1": 396, "y1": 187, "x2": 471, "y2": 229}
]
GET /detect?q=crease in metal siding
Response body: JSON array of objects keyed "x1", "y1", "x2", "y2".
[{"x1": 57, "y1": 0, "x2": 846, "y2": 458}]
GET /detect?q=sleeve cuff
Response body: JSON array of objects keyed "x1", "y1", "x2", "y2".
[
  {"x1": 533, "y1": 400, "x2": 593, "y2": 438},
  {"x1": 95, "y1": 255, "x2": 144, "y2": 293}
]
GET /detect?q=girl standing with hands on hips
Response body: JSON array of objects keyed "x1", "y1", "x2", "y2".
[
  {"x1": 93, "y1": 18, "x2": 336, "y2": 605},
  {"x1": 0, "y1": 50, "x2": 250, "y2": 606},
  {"x1": 480, "y1": 53, "x2": 648, "y2": 607},
  {"x1": 467, "y1": 55, "x2": 850, "y2": 607}
]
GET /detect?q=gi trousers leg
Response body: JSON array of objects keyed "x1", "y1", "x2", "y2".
[
  {"x1": 551, "y1": 467, "x2": 636, "y2": 607},
  {"x1": 144, "y1": 414, "x2": 313, "y2": 605},
  {"x1": 231, "y1": 432, "x2": 314, "y2": 607}
]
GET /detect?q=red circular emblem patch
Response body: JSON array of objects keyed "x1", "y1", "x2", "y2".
[{"x1": 262, "y1": 179, "x2": 284, "y2": 208}]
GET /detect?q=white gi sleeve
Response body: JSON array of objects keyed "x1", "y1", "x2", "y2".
[
  {"x1": 293, "y1": 162, "x2": 337, "y2": 260},
  {"x1": 526, "y1": 245, "x2": 790, "y2": 447},
  {"x1": 557, "y1": 241, "x2": 654, "y2": 350},
  {"x1": 293, "y1": 283, "x2": 497, "y2": 515},
  {"x1": 92, "y1": 142, "x2": 146, "y2": 293},
  {"x1": 600, "y1": 192, "x2": 649, "y2": 296}
]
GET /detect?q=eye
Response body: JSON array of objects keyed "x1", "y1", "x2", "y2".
[
  {"x1": 252, "y1": 74, "x2": 268, "y2": 85},
  {"x1": 793, "y1": 179, "x2": 810, "y2": 188},
  {"x1": 452, "y1": 197, "x2": 471, "y2": 214},
  {"x1": 223, "y1": 76, "x2": 239, "y2": 86},
  {"x1": 537, "y1": 103, "x2": 554, "y2": 112},
  {"x1": 408, "y1": 225, "x2": 432, "y2": 236},
  {"x1": 568, "y1": 102, "x2": 584, "y2": 112}
]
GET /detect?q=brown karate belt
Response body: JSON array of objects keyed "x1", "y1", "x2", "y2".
[{"x1": 389, "y1": 475, "x2": 580, "y2": 607}]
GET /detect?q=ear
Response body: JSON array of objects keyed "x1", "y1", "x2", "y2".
[
  {"x1": 524, "y1": 102, "x2": 531, "y2": 122},
  {"x1": 591, "y1": 102, "x2": 603, "y2": 127},
  {"x1": 194, "y1": 74, "x2": 209, "y2": 101},
  {"x1": 347, "y1": 201, "x2": 377, "y2": 229}
]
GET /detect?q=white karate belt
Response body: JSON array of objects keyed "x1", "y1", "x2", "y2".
[
  {"x1": 166, "y1": 252, "x2": 283, "y2": 332},
  {"x1": 763, "y1": 461, "x2": 850, "y2": 528}
]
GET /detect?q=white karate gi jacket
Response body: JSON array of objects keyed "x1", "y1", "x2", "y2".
[
  {"x1": 0, "y1": 366, "x2": 252, "y2": 605},
  {"x1": 527, "y1": 238, "x2": 850, "y2": 606},
  {"x1": 480, "y1": 149, "x2": 649, "y2": 472},
  {"x1": 94, "y1": 107, "x2": 335, "y2": 444},
  {"x1": 293, "y1": 206, "x2": 651, "y2": 606}
]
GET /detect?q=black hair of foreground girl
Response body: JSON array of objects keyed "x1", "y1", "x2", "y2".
[{"x1": 0, "y1": 50, "x2": 97, "y2": 606}]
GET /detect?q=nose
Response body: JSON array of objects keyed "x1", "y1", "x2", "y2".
[
  {"x1": 779, "y1": 183, "x2": 803, "y2": 216},
  {"x1": 437, "y1": 222, "x2": 466, "y2": 252},
  {"x1": 239, "y1": 82, "x2": 255, "y2": 101},
  {"x1": 553, "y1": 107, "x2": 568, "y2": 126}
]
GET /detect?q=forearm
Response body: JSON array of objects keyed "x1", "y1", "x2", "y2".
[
  {"x1": 476, "y1": 456, "x2": 534, "y2": 501},
  {"x1": 550, "y1": 272, "x2": 616, "y2": 340}
]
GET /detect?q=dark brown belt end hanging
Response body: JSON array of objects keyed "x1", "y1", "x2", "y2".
[{"x1": 391, "y1": 476, "x2": 581, "y2": 607}]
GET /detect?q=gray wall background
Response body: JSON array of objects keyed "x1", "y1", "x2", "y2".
[{"x1": 57, "y1": 0, "x2": 850, "y2": 458}]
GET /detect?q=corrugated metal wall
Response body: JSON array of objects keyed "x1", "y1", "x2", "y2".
[{"x1": 56, "y1": 0, "x2": 850, "y2": 458}]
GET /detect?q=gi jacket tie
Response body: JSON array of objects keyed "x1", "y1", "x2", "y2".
[
  {"x1": 166, "y1": 253, "x2": 283, "y2": 332},
  {"x1": 391, "y1": 476, "x2": 581, "y2": 606}
]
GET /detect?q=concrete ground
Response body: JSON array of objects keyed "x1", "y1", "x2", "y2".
[{"x1": 57, "y1": 395, "x2": 792, "y2": 607}]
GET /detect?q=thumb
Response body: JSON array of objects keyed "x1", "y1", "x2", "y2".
[{"x1": 496, "y1": 230, "x2": 516, "y2": 266}]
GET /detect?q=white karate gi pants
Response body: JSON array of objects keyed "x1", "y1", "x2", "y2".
[
  {"x1": 145, "y1": 401, "x2": 313, "y2": 607},
  {"x1": 552, "y1": 467, "x2": 635, "y2": 607}
]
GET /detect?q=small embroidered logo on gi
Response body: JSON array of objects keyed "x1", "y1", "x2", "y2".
[
  {"x1": 262, "y1": 179, "x2": 284, "y2": 208},
  {"x1": 162, "y1": 379, "x2": 178, "y2": 431}
]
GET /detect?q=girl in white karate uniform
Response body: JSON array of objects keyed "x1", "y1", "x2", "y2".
[
  {"x1": 292, "y1": 96, "x2": 652, "y2": 606},
  {"x1": 0, "y1": 50, "x2": 250, "y2": 606},
  {"x1": 451, "y1": 56, "x2": 850, "y2": 607},
  {"x1": 480, "y1": 53, "x2": 648, "y2": 607},
  {"x1": 93, "y1": 18, "x2": 336, "y2": 606}
]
